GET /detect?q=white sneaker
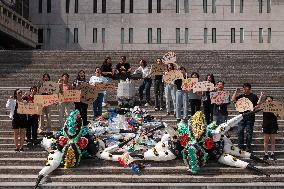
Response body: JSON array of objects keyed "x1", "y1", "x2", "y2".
[
  {"x1": 102, "y1": 103, "x2": 107, "y2": 107},
  {"x1": 144, "y1": 103, "x2": 150, "y2": 107}
]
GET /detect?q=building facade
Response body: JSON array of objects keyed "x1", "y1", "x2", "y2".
[{"x1": 29, "y1": 0, "x2": 284, "y2": 50}]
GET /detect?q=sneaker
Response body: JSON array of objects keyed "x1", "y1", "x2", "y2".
[
  {"x1": 14, "y1": 148, "x2": 19, "y2": 152},
  {"x1": 270, "y1": 154, "x2": 277, "y2": 161},
  {"x1": 176, "y1": 119, "x2": 181, "y2": 123},
  {"x1": 144, "y1": 103, "x2": 150, "y2": 107},
  {"x1": 19, "y1": 147, "x2": 24, "y2": 152},
  {"x1": 159, "y1": 107, "x2": 164, "y2": 111},
  {"x1": 166, "y1": 112, "x2": 171, "y2": 115},
  {"x1": 154, "y1": 107, "x2": 159, "y2": 111},
  {"x1": 263, "y1": 154, "x2": 269, "y2": 161},
  {"x1": 102, "y1": 102, "x2": 107, "y2": 107}
]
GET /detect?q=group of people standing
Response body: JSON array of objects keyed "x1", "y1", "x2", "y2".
[{"x1": 5, "y1": 55, "x2": 279, "y2": 161}]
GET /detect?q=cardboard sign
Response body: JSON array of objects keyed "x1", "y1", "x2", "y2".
[
  {"x1": 38, "y1": 81, "x2": 60, "y2": 94},
  {"x1": 17, "y1": 102, "x2": 43, "y2": 115},
  {"x1": 235, "y1": 97, "x2": 254, "y2": 113},
  {"x1": 59, "y1": 90, "x2": 81, "y2": 103},
  {"x1": 163, "y1": 70, "x2": 184, "y2": 85},
  {"x1": 181, "y1": 78, "x2": 198, "y2": 91},
  {"x1": 94, "y1": 83, "x2": 116, "y2": 92},
  {"x1": 117, "y1": 82, "x2": 135, "y2": 98},
  {"x1": 34, "y1": 94, "x2": 59, "y2": 107},
  {"x1": 162, "y1": 51, "x2": 176, "y2": 64},
  {"x1": 260, "y1": 101, "x2": 284, "y2": 116},
  {"x1": 192, "y1": 81, "x2": 215, "y2": 93},
  {"x1": 150, "y1": 64, "x2": 166, "y2": 75},
  {"x1": 77, "y1": 83, "x2": 98, "y2": 104},
  {"x1": 210, "y1": 91, "x2": 230, "y2": 104}
]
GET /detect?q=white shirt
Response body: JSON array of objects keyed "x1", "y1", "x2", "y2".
[
  {"x1": 134, "y1": 66, "x2": 151, "y2": 78},
  {"x1": 89, "y1": 75, "x2": 108, "y2": 84},
  {"x1": 6, "y1": 99, "x2": 16, "y2": 119}
]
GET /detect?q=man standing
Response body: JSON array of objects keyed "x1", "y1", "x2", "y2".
[
  {"x1": 115, "y1": 56, "x2": 131, "y2": 81},
  {"x1": 232, "y1": 83, "x2": 258, "y2": 152}
]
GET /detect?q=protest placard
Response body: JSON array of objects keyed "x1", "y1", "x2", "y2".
[
  {"x1": 260, "y1": 101, "x2": 284, "y2": 116},
  {"x1": 17, "y1": 102, "x2": 43, "y2": 115},
  {"x1": 150, "y1": 64, "x2": 166, "y2": 75},
  {"x1": 210, "y1": 91, "x2": 230, "y2": 104},
  {"x1": 34, "y1": 94, "x2": 59, "y2": 107},
  {"x1": 94, "y1": 83, "x2": 116, "y2": 92},
  {"x1": 117, "y1": 81, "x2": 135, "y2": 98},
  {"x1": 59, "y1": 90, "x2": 81, "y2": 103},
  {"x1": 38, "y1": 81, "x2": 60, "y2": 94},
  {"x1": 181, "y1": 78, "x2": 198, "y2": 91},
  {"x1": 235, "y1": 97, "x2": 254, "y2": 113},
  {"x1": 192, "y1": 81, "x2": 215, "y2": 93},
  {"x1": 163, "y1": 70, "x2": 183, "y2": 85},
  {"x1": 162, "y1": 51, "x2": 176, "y2": 64},
  {"x1": 77, "y1": 83, "x2": 98, "y2": 104}
]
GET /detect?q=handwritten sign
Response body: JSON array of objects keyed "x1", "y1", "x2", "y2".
[
  {"x1": 162, "y1": 51, "x2": 176, "y2": 64},
  {"x1": 150, "y1": 64, "x2": 166, "y2": 75},
  {"x1": 210, "y1": 91, "x2": 230, "y2": 104},
  {"x1": 77, "y1": 83, "x2": 98, "y2": 104},
  {"x1": 260, "y1": 101, "x2": 284, "y2": 116},
  {"x1": 117, "y1": 82, "x2": 135, "y2": 98},
  {"x1": 94, "y1": 83, "x2": 116, "y2": 92},
  {"x1": 181, "y1": 78, "x2": 198, "y2": 91},
  {"x1": 163, "y1": 70, "x2": 183, "y2": 85},
  {"x1": 192, "y1": 81, "x2": 215, "y2": 93},
  {"x1": 38, "y1": 81, "x2": 60, "y2": 94},
  {"x1": 59, "y1": 90, "x2": 81, "y2": 103},
  {"x1": 34, "y1": 94, "x2": 59, "y2": 107},
  {"x1": 235, "y1": 97, "x2": 254, "y2": 113},
  {"x1": 17, "y1": 102, "x2": 43, "y2": 115}
]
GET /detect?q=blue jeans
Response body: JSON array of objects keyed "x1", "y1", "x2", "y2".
[
  {"x1": 103, "y1": 78, "x2": 112, "y2": 103},
  {"x1": 165, "y1": 84, "x2": 176, "y2": 113},
  {"x1": 139, "y1": 79, "x2": 152, "y2": 102},
  {"x1": 237, "y1": 119, "x2": 254, "y2": 150},
  {"x1": 176, "y1": 90, "x2": 188, "y2": 119},
  {"x1": 93, "y1": 93, "x2": 104, "y2": 119}
]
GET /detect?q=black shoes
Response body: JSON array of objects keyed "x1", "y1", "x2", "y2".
[
  {"x1": 270, "y1": 154, "x2": 277, "y2": 161},
  {"x1": 263, "y1": 154, "x2": 269, "y2": 161}
]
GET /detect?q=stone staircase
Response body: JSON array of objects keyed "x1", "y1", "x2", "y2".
[{"x1": 0, "y1": 50, "x2": 283, "y2": 188}]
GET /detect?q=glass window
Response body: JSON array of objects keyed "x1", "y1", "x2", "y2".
[
  {"x1": 38, "y1": 28, "x2": 43, "y2": 43},
  {"x1": 38, "y1": 0, "x2": 42, "y2": 13},
  {"x1": 176, "y1": 0, "x2": 179, "y2": 13},
  {"x1": 130, "y1": 0, "x2": 134, "y2": 13},
  {"x1": 102, "y1": 0, "x2": 106, "y2": 13},
  {"x1": 240, "y1": 28, "x2": 244, "y2": 43},
  {"x1": 66, "y1": 0, "x2": 70, "y2": 13},
  {"x1": 148, "y1": 28, "x2": 152, "y2": 44},
  {"x1": 157, "y1": 28, "x2": 161, "y2": 44},
  {"x1": 231, "y1": 28, "x2": 235, "y2": 43},
  {"x1": 268, "y1": 28, "x2": 271, "y2": 43},
  {"x1": 185, "y1": 28, "x2": 189, "y2": 44},
  {"x1": 184, "y1": 0, "x2": 189, "y2": 13},
  {"x1": 121, "y1": 28, "x2": 124, "y2": 44},
  {"x1": 259, "y1": 28, "x2": 263, "y2": 43},
  {"x1": 102, "y1": 28, "x2": 105, "y2": 43},
  {"x1": 259, "y1": 0, "x2": 263, "y2": 13},
  {"x1": 93, "y1": 0, "x2": 97, "y2": 13},
  {"x1": 66, "y1": 28, "x2": 70, "y2": 44},
  {"x1": 75, "y1": 0, "x2": 78, "y2": 13},
  {"x1": 267, "y1": 0, "x2": 271, "y2": 13},
  {"x1": 74, "y1": 28, "x2": 78, "y2": 43},
  {"x1": 121, "y1": 0, "x2": 125, "y2": 13},
  {"x1": 129, "y1": 28, "x2": 133, "y2": 43},
  {"x1": 157, "y1": 0, "x2": 161, "y2": 13},
  {"x1": 46, "y1": 28, "x2": 51, "y2": 46},
  {"x1": 212, "y1": 0, "x2": 216, "y2": 14},
  {"x1": 212, "y1": 28, "x2": 216, "y2": 43},
  {"x1": 231, "y1": 0, "x2": 235, "y2": 13},
  {"x1": 47, "y1": 0, "x2": 51, "y2": 13},
  {"x1": 240, "y1": 0, "x2": 244, "y2": 13},
  {"x1": 93, "y1": 28, "x2": 97, "y2": 43},
  {"x1": 148, "y1": 0, "x2": 152, "y2": 13},
  {"x1": 203, "y1": 0, "x2": 207, "y2": 13},
  {"x1": 176, "y1": 28, "x2": 180, "y2": 44},
  {"x1": 204, "y1": 28, "x2": 208, "y2": 44}
]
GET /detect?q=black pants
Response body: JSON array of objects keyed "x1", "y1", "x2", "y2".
[
  {"x1": 154, "y1": 79, "x2": 164, "y2": 108},
  {"x1": 26, "y1": 115, "x2": 39, "y2": 141},
  {"x1": 189, "y1": 99, "x2": 201, "y2": 116},
  {"x1": 203, "y1": 100, "x2": 213, "y2": 124},
  {"x1": 139, "y1": 78, "x2": 152, "y2": 102},
  {"x1": 75, "y1": 102, "x2": 88, "y2": 126}
]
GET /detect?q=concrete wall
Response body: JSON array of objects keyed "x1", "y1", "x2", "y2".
[{"x1": 29, "y1": 0, "x2": 284, "y2": 50}]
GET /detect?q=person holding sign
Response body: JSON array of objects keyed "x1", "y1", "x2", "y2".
[
  {"x1": 134, "y1": 59, "x2": 152, "y2": 106},
  {"x1": 89, "y1": 67, "x2": 108, "y2": 119},
  {"x1": 261, "y1": 96, "x2": 279, "y2": 161},
  {"x1": 6, "y1": 89, "x2": 27, "y2": 152},
  {"x1": 37, "y1": 73, "x2": 52, "y2": 134},
  {"x1": 115, "y1": 56, "x2": 131, "y2": 81},
  {"x1": 232, "y1": 83, "x2": 259, "y2": 152},
  {"x1": 164, "y1": 63, "x2": 177, "y2": 115},
  {"x1": 153, "y1": 58, "x2": 165, "y2": 111},
  {"x1": 212, "y1": 81, "x2": 230, "y2": 125},
  {"x1": 73, "y1": 70, "x2": 88, "y2": 126},
  {"x1": 188, "y1": 72, "x2": 202, "y2": 116},
  {"x1": 101, "y1": 57, "x2": 114, "y2": 107},
  {"x1": 174, "y1": 67, "x2": 189, "y2": 122},
  {"x1": 22, "y1": 86, "x2": 40, "y2": 146},
  {"x1": 202, "y1": 74, "x2": 216, "y2": 124},
  {"x1": 58, "y1": 73, "x2": 74, "y2": 127}
]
